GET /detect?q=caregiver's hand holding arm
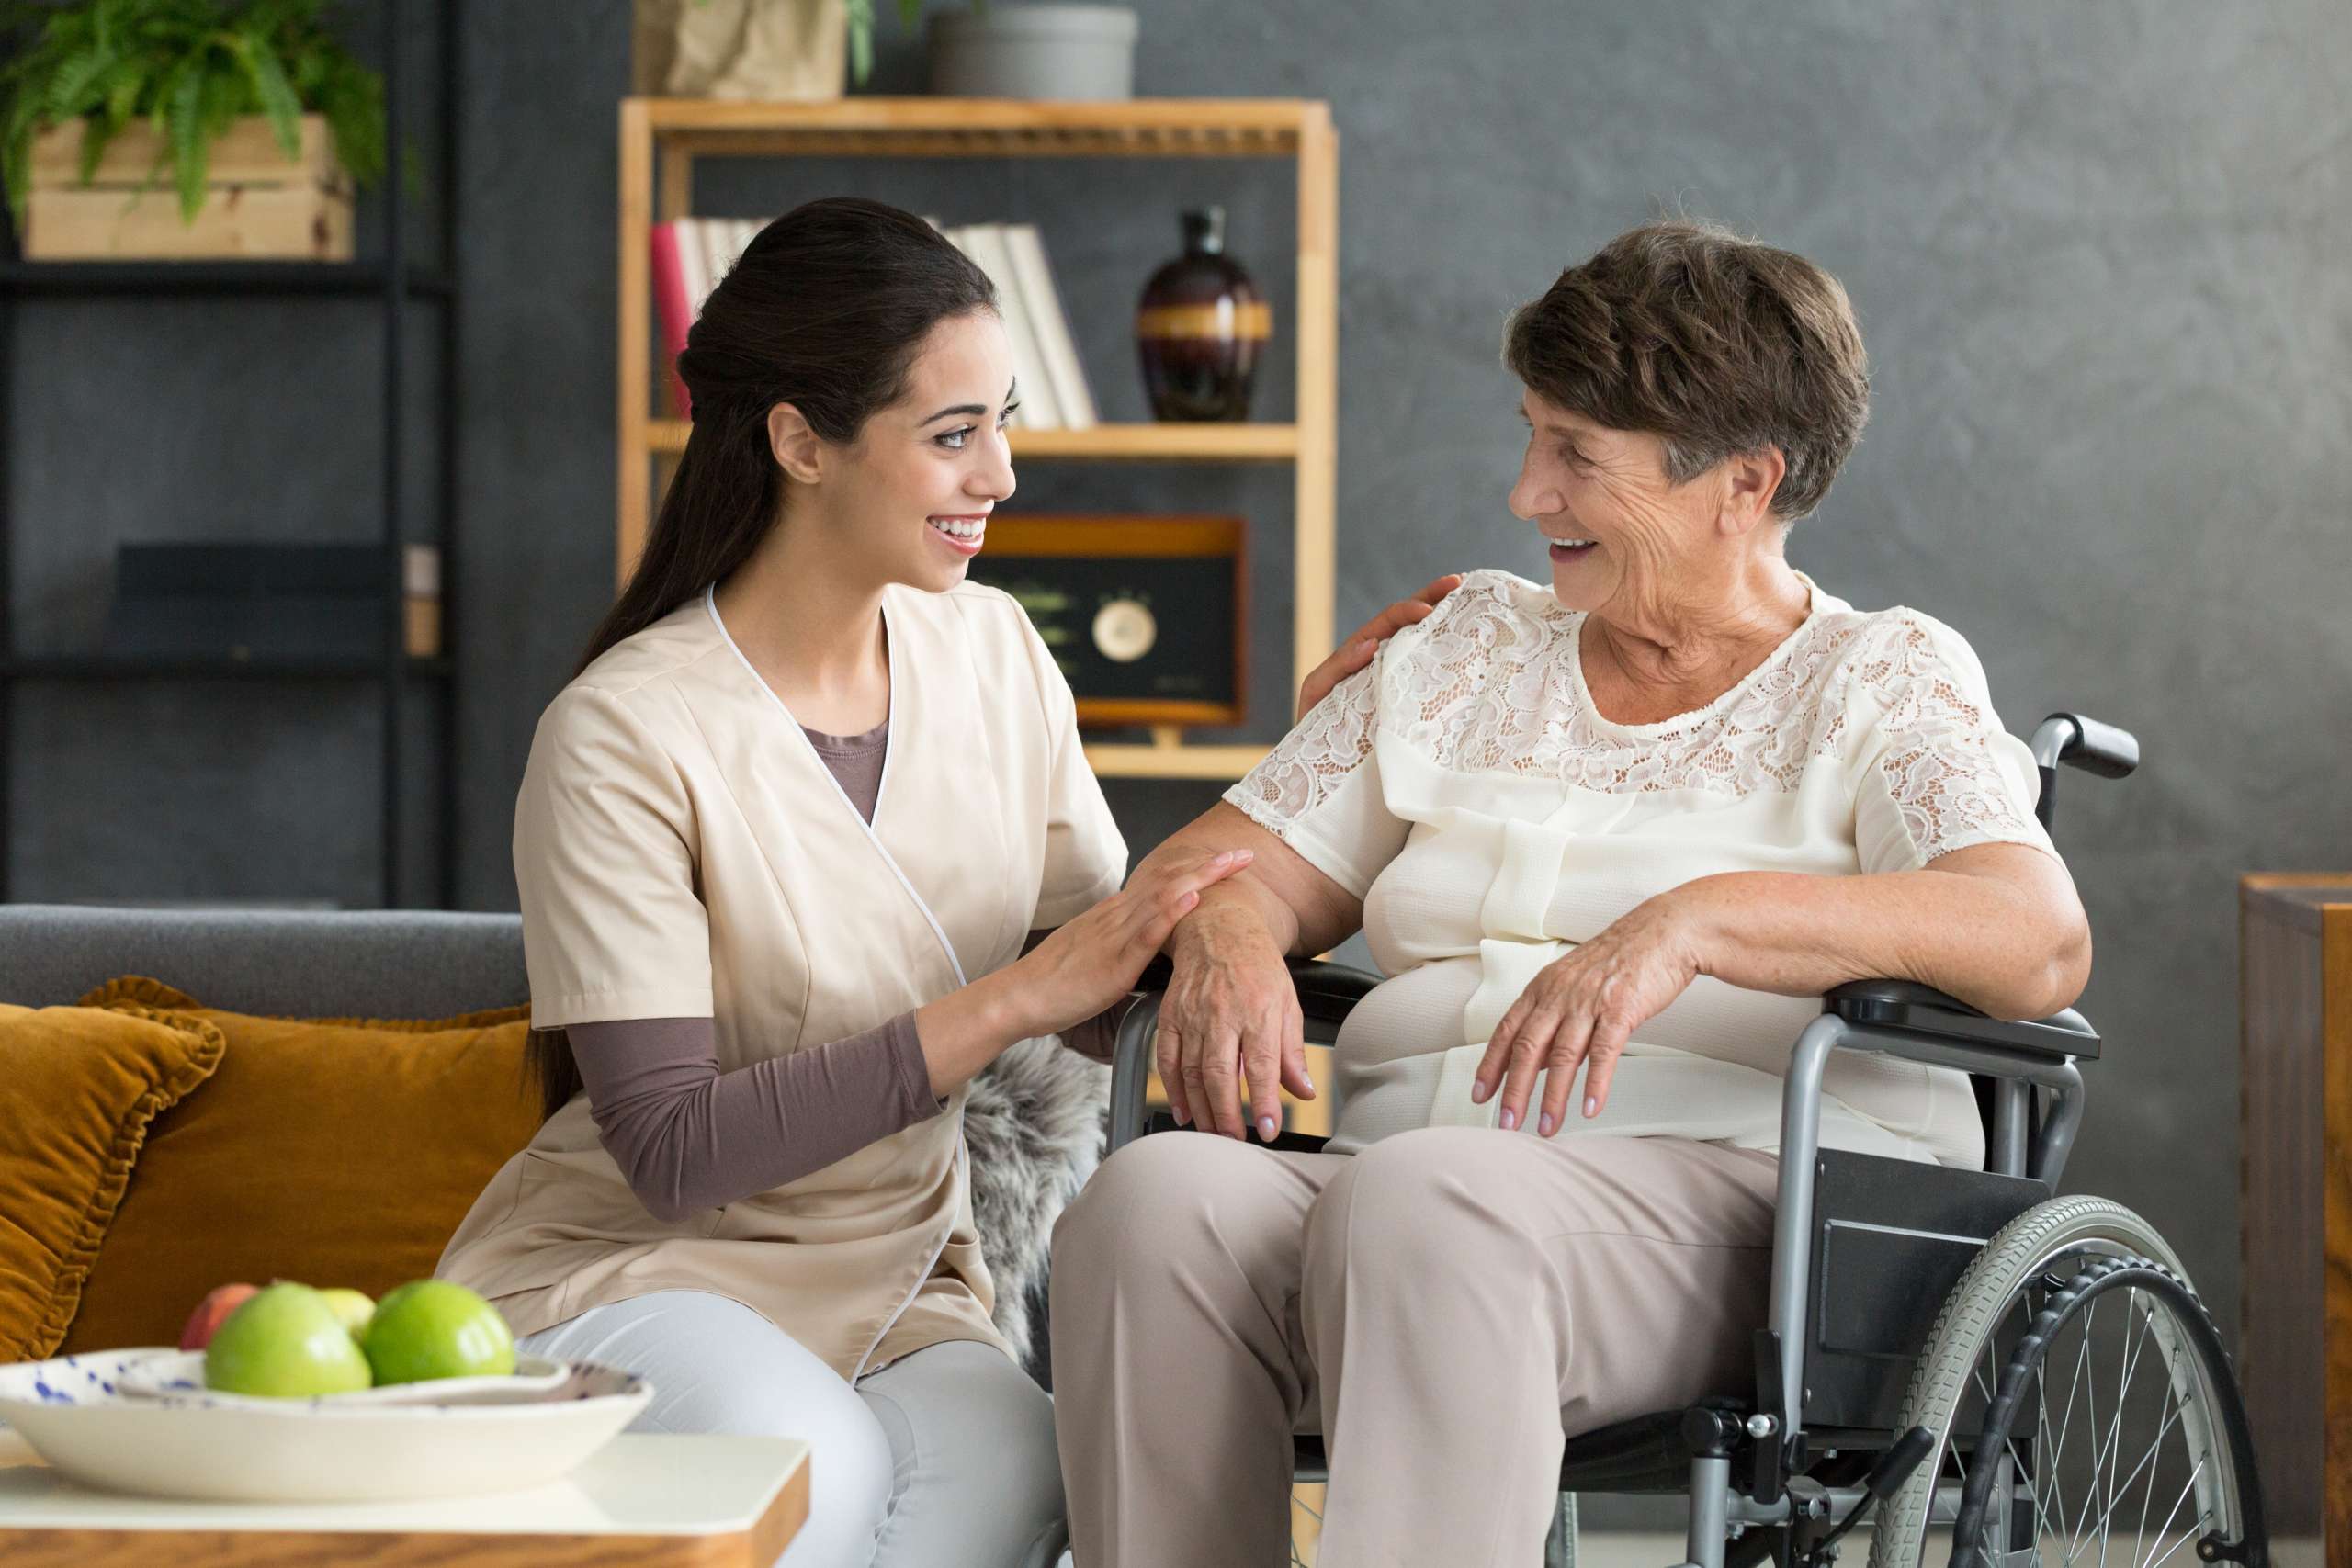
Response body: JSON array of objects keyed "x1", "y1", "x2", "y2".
[
  {"x1": 1473, "y1": 840, "x2": 2091, "y2": 1138},
  {"x1": 1141, "y1": 805, "x2": 1363, "y2": 1143},
  {"x1": 913, "y1": 846, "x2": 1254, "y2": 1099},
  {"x1": 1293, "y1": 574, "x2": 1462, "y2": 720}
]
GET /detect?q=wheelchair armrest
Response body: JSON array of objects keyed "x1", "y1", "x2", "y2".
[
  {"x1": 1110, "y1": 957, "x2": 1380, "y2": 1152},
  {"x1": 1826, "y1": 978, "x2": 2099, "y2": 1062},
  {"x1": 1288, "y1": 956, "x2": 1381, "y2": 1025}
]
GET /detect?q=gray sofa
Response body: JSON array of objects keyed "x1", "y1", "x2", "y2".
[{"x1": 0, "y1": 902, "x2": 1105, "y2": 1378}]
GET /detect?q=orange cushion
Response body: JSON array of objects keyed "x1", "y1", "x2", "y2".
[
  {"x1": 0, "y1": 999, "x2": 225, "y2": 1361},
  {"x1": 60, "y1": 976, "x2": 539, "y2": 1355}
]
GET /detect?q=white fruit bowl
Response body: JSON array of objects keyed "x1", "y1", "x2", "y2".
[
  {"x1": 113, "y1": 1348, "x2": 574, "y2": 1408},
  {"x1": 0, "y1": 1348, "x2": 651, "y2": 1503}
]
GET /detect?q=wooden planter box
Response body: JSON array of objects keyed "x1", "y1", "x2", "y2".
[{"x1": 23, "y1": 113, "x2": 353, "y2": 262}]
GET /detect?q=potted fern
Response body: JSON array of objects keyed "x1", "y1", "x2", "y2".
[{"x1": 0, "y1": 0, "x2": 389, "y2": 261}]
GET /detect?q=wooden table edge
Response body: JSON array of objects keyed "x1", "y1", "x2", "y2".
[{"x1": 0, "y1": 1453, "x2": 808, "y2": 1568}]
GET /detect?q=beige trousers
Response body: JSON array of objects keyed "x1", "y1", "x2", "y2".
[{"x1": 1048, "y1": 1127, "x2": 1781, "y2": 1567}]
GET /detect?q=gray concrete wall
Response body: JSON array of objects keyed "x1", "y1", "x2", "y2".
[{"x1": 9, "y1": 1, "x2": 2350, "y2": 1360}]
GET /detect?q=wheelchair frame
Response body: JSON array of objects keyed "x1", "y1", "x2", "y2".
[{"x1": 1102, "y1": 714, "x2": 2141, "y2": 1568}]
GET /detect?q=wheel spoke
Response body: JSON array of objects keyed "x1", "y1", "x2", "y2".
[
  {"x1": 2133, "y1": 1456, "x2": 2208, "y2": 1568},
  {"x1": 2006, "y1": 1430, "x2": 2063, "y2": 1564},
  {"x1": 2035, "y1": 1336, "x2": 2076, "y2": 1560},
  {"x1": 2092, "y1": 1292, "x2": 2134, "y2": 1568},
  {"x1": 2089, "y1": 1296, "x2": 2166, "y2": 1547},
  {"x1": 2132, "y1": 1411, "x2": 2160, "y2": 1568},
  {"x1": 2067, "y1": 1294, "x2": 2108, "y2": 1558},
  {"x1": 2048, "y1": 1287, "x2": 2097, "y2": 1504}
]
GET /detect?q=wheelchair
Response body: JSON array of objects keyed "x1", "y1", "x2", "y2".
[{"x1": 1105, "y1": 713, "x2": 2267, "y2": 1568}]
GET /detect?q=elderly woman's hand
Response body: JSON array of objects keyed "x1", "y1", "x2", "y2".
[
  {"x1": 1159, "y1": 902, "x2": 1314, "y2": 1142},
  {"x1": 1471, "y1": 896, "x2": 1704, "y2": 1136}
]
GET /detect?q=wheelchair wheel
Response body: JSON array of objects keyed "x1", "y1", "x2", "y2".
[{"x1": 1865, "y1": 1197, "x2": 2266, "y2": 1568}]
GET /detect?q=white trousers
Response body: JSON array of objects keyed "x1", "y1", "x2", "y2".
[{"x1": 518, "y1": 1290, "x2": 1066, "y2": 1568}]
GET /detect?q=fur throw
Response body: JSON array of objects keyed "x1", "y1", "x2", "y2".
[{"x1": 963, "y1": 1035, "x2": 1109, "y2": 1371}]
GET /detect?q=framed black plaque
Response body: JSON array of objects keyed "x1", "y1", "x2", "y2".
[{"x1": 966, "y1": 515, "x2": 1247, "y2": 728}]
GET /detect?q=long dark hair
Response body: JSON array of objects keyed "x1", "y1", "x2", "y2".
[{"x1": 526, "y1": 197, "x2": 997, "y2": 1122}]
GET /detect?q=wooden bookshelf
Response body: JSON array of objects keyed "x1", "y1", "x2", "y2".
[{"x1": 618, "y1": 97, "x2": 1339, "y2": 783}]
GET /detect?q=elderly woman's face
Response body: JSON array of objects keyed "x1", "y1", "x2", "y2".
[{"x1": 1510, "y1": 389, "x2": 1719, "y2": 615}]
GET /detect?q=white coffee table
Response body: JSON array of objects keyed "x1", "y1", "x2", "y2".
[{"x1": 0, "y1": 1425, "x2": 808, "y2": 1566}]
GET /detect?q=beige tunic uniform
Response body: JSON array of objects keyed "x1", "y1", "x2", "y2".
[{"x1": 437, "y1": 581, "x2": 1126, "y2": 1381}]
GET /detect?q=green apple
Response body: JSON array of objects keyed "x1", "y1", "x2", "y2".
[
  {"x1": 316, "y1": 1287, "x2": 376, "y2": 1340},
  {"x1": 363, "y1": 1280, "x2": 515, "y2": 1385},
  {"x1": 202, "y1": 1282, "x2": 371, "y2": 1398}
]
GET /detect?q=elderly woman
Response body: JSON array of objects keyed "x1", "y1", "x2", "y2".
[{"x1": 1048, "y1": 220, "x2": 2092, "y2": 1566}]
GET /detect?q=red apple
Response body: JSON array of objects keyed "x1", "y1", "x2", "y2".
[{"x1": 179, "y1": 1282, "x2": 260, "y2": 1350}]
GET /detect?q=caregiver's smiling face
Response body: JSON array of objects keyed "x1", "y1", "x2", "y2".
[
  {"x1": 1509, "y1": 387, "x2": 1718, "y2": 616},
  {"x1": 828, "y1": 310, "x2": 1020, "y2": 595}
]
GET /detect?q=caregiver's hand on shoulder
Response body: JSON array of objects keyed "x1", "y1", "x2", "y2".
[
  {"x1": 1472, "y1": 895, "x2": 1704, "y2": 1137},
  {"x1": 1294, "y1": 574, "x2": 1464, "y2": 720},
  {"x1": 1009, "y1": 848, "x2": 1254, "y2": 1039},
  {"x1": 1160, "y1": 902, "x2": 1315, "y2": 1144}
]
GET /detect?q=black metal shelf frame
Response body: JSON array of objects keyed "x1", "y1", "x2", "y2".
[
  {"x1": 3, "y1": 656, "x2": 455, "y2": 680},
  {"x1": 0, "y1": 260, "x2": 455, "y2": 297},
  {"x1": 0, "y1": 0, "x2": 460, "y2": 908}
]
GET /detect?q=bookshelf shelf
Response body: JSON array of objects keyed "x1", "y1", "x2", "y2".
[
  {"x1": 640, "y1": 96, "x2": 1312, "y2": 157},
  {"x1": 619, "y1": 96, "x2": 1338, "y2": 783},
  {"x1": 645, "y1": 417, "x2": 1299, "y2": 463},
  {"x1": 1081, "y1": 739, "x2": 1272, "y2": 780}
]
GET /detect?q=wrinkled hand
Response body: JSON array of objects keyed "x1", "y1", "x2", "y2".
[
  {"x1": 1295, "y1": 574, "x2": 1464, "y2": 720},
  {"x1": 1012, "y1": 848, "x2": 1253, "y2": 1039},
  {"x1": 1159, "y1": 905, "x2": 1316, "y2": 1143},
  {"x1": 1472, "y1": 897, "x2": 1703, "y2": 1136}
]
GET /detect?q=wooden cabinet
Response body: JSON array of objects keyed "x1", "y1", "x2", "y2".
[{"x1": 2240, "y1": 874, "x2": 2352, "y2": 1550}]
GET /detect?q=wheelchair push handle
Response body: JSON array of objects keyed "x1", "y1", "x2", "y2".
[{"x1": 2029, "y1": 711, "x2": 2139, "y2": 829}]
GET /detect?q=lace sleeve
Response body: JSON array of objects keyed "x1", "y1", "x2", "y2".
[
  {"x1": 1220, "y1": 664, "x2": 1401, "y2": 899},
  {"x1": 1226, "y1": 666, "x2": 1377, "y2": 830},
  {"x1": 1850, "y1": 616, "x2": 2059, "y2": 873}
]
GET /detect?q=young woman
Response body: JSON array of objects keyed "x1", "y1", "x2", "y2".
[{"x1": 435, "y1": 197, "x2": 1449, "y2": 1568}]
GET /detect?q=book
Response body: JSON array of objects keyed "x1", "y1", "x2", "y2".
[
  {"x1": 1003, "y1": 224, "x2": 1098, "y2": 431},
  {"x1": 951, "y1": 222, "x2": 1061, "y2": 430},
  {"x1": 702, "y1": 217, "x2": 750, "y2": 290},
  {"x1": 658, "y1": 216, "x2": 1093, "y2": 432},
  {"x1": 651, "y1": 218, "x2": 773, "y2": 418},
  {"x1": 689, "y1": 218, "x2": 728, "y2": 311},
  {"x1": 649, "y1": 220, "x2": 694, "y2": 415}
]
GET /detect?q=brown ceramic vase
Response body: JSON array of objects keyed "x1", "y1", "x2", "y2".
[{"x1": 1136, "y1": 207, "x2": 1269, "y2": 422}]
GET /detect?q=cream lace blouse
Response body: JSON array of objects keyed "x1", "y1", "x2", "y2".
[{"x1": 1223, "y1": 569, "x2": 2059, "y2": 1167}]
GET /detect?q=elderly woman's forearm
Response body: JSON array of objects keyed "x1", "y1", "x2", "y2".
[
  {"x1": 1666, "y1": 852, "x2": 2091, "y2": 1020},
  {"x1": 1143, "y1": 802, "x2": 1363, "y2": 957}
]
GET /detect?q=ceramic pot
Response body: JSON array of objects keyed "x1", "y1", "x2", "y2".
[
  {"x1": 1136, "y1": 207, "x2": 1269, "y2": 423},
  {"x1": 927, "y1": 4, "x2": 1137, "y2": 100}
]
